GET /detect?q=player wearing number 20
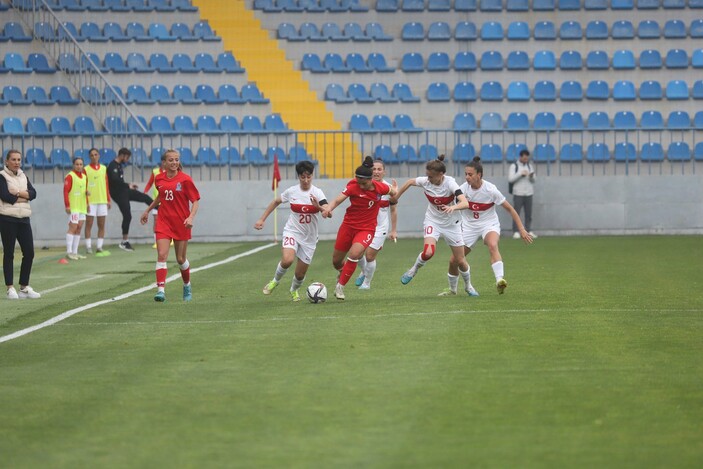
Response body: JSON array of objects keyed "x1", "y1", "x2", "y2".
[{"x1": 255, "y1": 161, "x2": 329, "y2": 302}]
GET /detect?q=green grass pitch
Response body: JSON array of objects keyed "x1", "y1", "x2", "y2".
[{"x1": 1, "y1": 236, "x2": 702, "y2": 468}]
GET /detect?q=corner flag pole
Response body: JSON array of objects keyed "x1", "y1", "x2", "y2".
[{"x1": 272, "y1": 154, "x2": 281, "y2": 242}]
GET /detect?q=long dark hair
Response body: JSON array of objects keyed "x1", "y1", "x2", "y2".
[{"x1": 466, "y1": 156, "x2": 483, "y2": 176}]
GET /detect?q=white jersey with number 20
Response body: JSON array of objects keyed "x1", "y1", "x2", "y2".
[{"x1": 280, "y1": 184, "x2": 327, "y2": 246}]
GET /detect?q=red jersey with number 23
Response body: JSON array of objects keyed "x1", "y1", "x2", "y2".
[
  {"x1": 341, "y1": 179, "x2": 391, "y2": 231},
  {"x1": 154, "y1": 170, "x2": 200, "y2": 240}
]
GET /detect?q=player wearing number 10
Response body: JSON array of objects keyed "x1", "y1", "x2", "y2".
[
  {"x1": 140, "y1": 149, "x2": 200, "y2": 303},
  {"x1": 255, "y1": 161, "x2": 328, "y2": 302}
]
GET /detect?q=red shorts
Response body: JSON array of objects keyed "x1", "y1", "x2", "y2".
[
  {"x1": 155, "y1": 220, "x2": 192, "y2": 241},
  {"x1": 334, "y1": 223, "x2": 375, "y2": 252}
]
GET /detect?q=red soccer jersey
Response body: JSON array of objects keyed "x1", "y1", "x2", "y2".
[
  {"x1": 341, "y1": 179, "x2": 391, "y2": 231},
  {"x1": 154, "y1": 170, "x2": 200, "y2": 240}
]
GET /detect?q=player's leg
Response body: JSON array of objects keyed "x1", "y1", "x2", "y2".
[
  {"x1": 401, "y1": 228, "x2": 438, "y2": 285},
  {"x1": 95, "y1": 210, "x2": 109, "y2": 255},
  {"x1": 484, "y1": 230, "x2": 506, "y2": 294},
  {"x1": 358, "y1": 247, "x2": 380, "y2": 289},
  {"x1": 84, "y1": 213, "x2": 94, "y2": 253},
  {"x1": 174, "y1": 239, "x2": 192, "y2": 301},
  {"x1": 153, "y1": 237, "x2": 171, "y2": 301},
  {"x1": 264, "y1": 245, "x2": 296, "y2": 295}
]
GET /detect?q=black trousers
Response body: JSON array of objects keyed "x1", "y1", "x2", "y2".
[
  {"x1": 111, "y1": 189, "x2": 153, "y2": 236},
  {"x1": 1, "y1": 219, "x2": 34, "y2": 287}
]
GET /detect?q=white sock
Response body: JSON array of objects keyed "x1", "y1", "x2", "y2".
[
  {"x1": 363, "y1": 259, "x2": 377, "y2": 284},
  {"x1": 66, "y1": 234, "x2": 74, "y2": 254},
  {"x1": 86, "y1": 238, "x2": 92, "y2": 250},
  {"x1": 492, "y1": 261, "x2": 504, "y2": 281},
  {"x1": 447, "y1": 273, "x2": 459, "y2": 292},
  {"x1": 357, "y1": 257, "x2": 367, "y2": 274},
  {"x1": 459, "y1": 265, "x2": 472, "y2": 287},
  {"x1": 412, "y1": 253, "x2": 427, "y2": 273},
  {"x1": 179, "y1": 259, "x2": 190, "y2": 271},
  {"x1": 97, "y1": 238, "x2": 104, "y2": 250},
  {"x1": 274, "y1": 262, "x2": 288, "y2": 281},
  {"x1": 72, "y1": 234, "x2": 81, "y2": 255},
  {"x1": 291, "y1": 275, "x2": 304, "y2": 291}
]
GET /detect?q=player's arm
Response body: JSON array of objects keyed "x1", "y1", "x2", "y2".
[
  {"x1": 63, "y1": 176, "x2": 72, "y2": 214},
  {"x1": 389, "y1": 178, "x2": 416, "y2": 204},
  {"x1": 442, "y1": 191, "x2": 469, "y2": 213},
  {"x1": 254, "y1": 196, "x2": 283, "y2": 230},
  {"x1": 184, "y1": 199, "x2": 199, "y2": 229},
  {"x1": 321, "y1": 192, "x2": 348, "y2": 219},
  {"x1": 140, "y1": 194, "x2": 161, "y2": 225},
  {"x1": 104, "y1": 173, "x2": 111, "y2": 208},
  {"x1": 389, "y1": 202, "x2": 398, "y2": 241},
  {"x1": 501, "y1": 200, "x2": 533, "y2": 244},
  {"x1": 309, "y1": 194, "x2": 328, "y2": 212}
]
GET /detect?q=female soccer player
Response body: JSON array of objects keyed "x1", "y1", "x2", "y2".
[
  {"x1": 392, "y1": 155, "x2": 477, "y2": 296},
  {"x1": 321, "y1": 156, "x2": 397, "y2": 300},
  {"x1": 446, "y1": 156, "x2": 533, "y2": 295},
  {"x1": 83, "y1": 148, "x2": 111, "y2": 256},
  {"x1": 140, "y1": 149, "x2": 200, "y2": 302},
  {"x1": 353, "y1": 158, "x2": 398, "y2": 290},
  {"x1": 63, "y1": 156, "x2": 89, "y2": 261},
  {"x1": 254, "y1": 160, "x2": 328, "y2": 302}
]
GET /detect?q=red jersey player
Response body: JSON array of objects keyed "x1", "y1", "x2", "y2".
[
  {"x1": 140, "y1": 149, "x2": 200, "y2": 303},
  {"x1": 321, "y1": 156, "x2": 397, "y2": 300}
]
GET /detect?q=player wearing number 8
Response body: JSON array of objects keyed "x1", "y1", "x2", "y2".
[{"x1": 254, "y1": 161, "x2": 328, "y2": 302}]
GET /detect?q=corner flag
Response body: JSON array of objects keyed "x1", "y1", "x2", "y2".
[{"x1": 272, "y1": 153, "x2": 281, "y2": 191}]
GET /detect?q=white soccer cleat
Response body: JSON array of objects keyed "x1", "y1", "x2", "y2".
[
  {"x1": 437, "y1": 288, "x2": 457, "y2": 296},
  {"x1": 358, "y1": 283, "x2": 370, "y2": 290},
  {"x1": 334, "y1": 283, "x2": 345, "y2": 300},
  {"x1": 496, "y1": 278, "x2": 508, "y2": 295}
]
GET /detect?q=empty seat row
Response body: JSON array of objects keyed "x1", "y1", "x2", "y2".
[
  {"x1": 1, "y1": 52, "x2": 57, "y2": 73},
  {"x1": 0, "y1": 85, "x2": 78, "y2": 105},
  {"x1": 254, "y1": 0, "x2": 368, "y2": 12},
  {"x1": 349, "y1": 114, "x2": 422, "y2": 132},
  {"x1": 18, "y1": 0, "x2": 198, "y2": 13},
  {"x1": 427, "y1": 79, "x2": 702, "y2": 102},
  {"x1": 31, "y1": 20, "x2": 219, "y2": 42},
  {"x1": 400, "y1": 19, "x2": 703, "y2": 41},
  {"x1": 74, "y1": 83, "x2": 269, "y2": 105},
  {"x1": 452, "y1": 110, "x2": 703, "y2": 131},
  {"x1": 57, "y1": 51, "x2": 244, "y2": 74},
  {"x1": 277, "y1": 22, "x2": 391, "y2": 41},
  {"x1": 325, "y1": 82, "x2": 420, "y2": 103},
  {"x1": 301, "y1": 52, "x2": 395, "y2": 73},
  {"x1": 376, "y1": 0, "x2": 703, "y2": 12}
]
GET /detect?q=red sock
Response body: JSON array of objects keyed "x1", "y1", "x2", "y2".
[
  {"x1": 180, "y1": 267, "x2": 190, "y2": 284},
  {"x1": 339, "y1": 258, "x2": 359, "y2": 286},
  {"x1": 156, "y1": 262, "x2": 167, "y2": 287}
]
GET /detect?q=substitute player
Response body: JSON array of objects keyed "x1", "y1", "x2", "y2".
[
  {"x1": 140, "y1": 149, "x2": 200, "y2": 302},
  {"x1": 83, "y1": 148, "x2": 111, "y2": 257},
  {"x1": 321, "y1": 156, "x2": 397, "y2": 300},
  {"x1": 445, "y1": 156, "x2": 532, "y2": 295},
  {"x1": 391, "y1": 155, "x2": 477, "y2": 296},
  {"x1": 353, "y1": 158, "x2": 397, "y2": 290},
  {"x1": 63, "y1": 156, "x2": 89, "y2": 261},
  {"x1": 254, "y1": 160, "x2": 328, "y2": 302}
]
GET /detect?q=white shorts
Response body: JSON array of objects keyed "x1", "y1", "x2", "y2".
[
  {"x1": 423, "y1": 219, "x2": 464, "y2": 247},
  {"x1": 462, "y1": 221, "x2": 501, "y2": 248},
  {"x1": 68, "y1": 212, "x2": 86, "y2": 224},
  {"x1": 368, "y1": 225, "x2": 388, "y2": 251},
  {"x1": 87, "y1": 204, "x2": 108, "y2": 217},
  {"x1": 281, "y1": 230, "x2": 316, "y2": 265}
]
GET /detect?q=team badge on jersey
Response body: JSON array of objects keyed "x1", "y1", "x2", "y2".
[{"x1": 176, "y1": 182, "x2": 182, "y2": 192}]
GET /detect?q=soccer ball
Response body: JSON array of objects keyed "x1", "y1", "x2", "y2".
[{"x1": 306, "y1": 282, "x2": 327, "y2": 304}]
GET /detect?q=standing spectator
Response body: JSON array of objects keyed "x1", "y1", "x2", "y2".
[
  {"x1": 391, "y1": 155, "x2": 477, "y2": 296},
  {"x1": 63, "y1": 156, "x2": 89, "y2": 261},
  {"x1": 140, "y1": 149, "x2": 200, "y2": 302},
  {"x1": 508, "y1": 149, "x2": 537, "y2": 239},
  {"x1": 254, "y1": 161, "x2": 328, "y2": 302},
  {"x1": 353, "y1": 158, "x2": 398, "y2": 290},
  {"x1": 0, "y1": 149, "x2": 40, "y2": 299},
  {"x1": 107, "y1": 148, "x2": 153, "y2": 251},
  {"x1": 320, "y1": 156, "x2": 397, "y2": 300},
  {"x1": 83, "y1": 148, "x2": 111, "y2": 257}
]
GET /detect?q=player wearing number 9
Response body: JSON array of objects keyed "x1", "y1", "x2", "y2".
[
  {"x1": 140, "y1": 149, "x2": 200, "y2": 303},
  {"x1": 254, "y1": 161, "x2": 329, "y2": 303}
]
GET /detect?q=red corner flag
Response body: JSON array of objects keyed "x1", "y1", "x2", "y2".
[{"x1": 272, "y1": 153, "x2": 281, "y2": 191}]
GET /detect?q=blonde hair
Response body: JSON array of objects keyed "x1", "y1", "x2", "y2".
[{"x1": 161, "y1": 149, "x2": 183, "y2": 171}]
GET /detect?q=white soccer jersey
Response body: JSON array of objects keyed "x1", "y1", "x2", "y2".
[
  {"x1": 280, "y1": 184, "x2": 327, "y2": 245},
  {"x1": 458, "y1": 179, "x2": 506, "y2": 228},
  {"x1": 415, "y1": 175, "x2": 462, "y2": 226},
  {"x1": 375, "y1": 179, "x2": 392, "y2": 233}
]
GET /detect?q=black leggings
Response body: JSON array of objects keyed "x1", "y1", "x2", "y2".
[
  {"x1": 1, "y1": 219, "x2": 34, "y2": 287},
  {"x1": 112, "y1": 189, "x2": 153, "y2": 236}
]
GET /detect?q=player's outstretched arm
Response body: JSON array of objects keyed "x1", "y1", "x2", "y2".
[
  {"x1": 501, "y1": 201, "x2": 533, "y2": 244},
  {"x1": 390, "y1": 178, "x2": 416, "y2": 204},
  {"x1": 321, "y1": 192, "x2": 348, "y2": 219},
  {"x1": 442, "y1": 193, "x2": 469, "y2": 214},
  {"x1": 254, "y1": 197, "x2": 282, "y2": 230}
]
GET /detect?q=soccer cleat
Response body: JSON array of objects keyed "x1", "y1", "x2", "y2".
[
  {"x1": 290, "y1": 289, "x2": 301, "y2": 302},
  {"x1": 183, "y1": 284, "x2": 192, "y2": 302},
  {"x1": 7, "y1": 287, "x2": 19, "y2": 300},
  {"x1": 400, "y1": 269, "x2": 415, "y2": 285},
  {"x1": 529, "y1": 231, "x2": 538, "y2": 239},
  {"x1": 95, "y1": 249, "x2": 111, "y2": 257},
  {"x1": 152, "y1": 242, "x2": 157, "y2": 249},
  {"x1": 119, "y1": 241, "x2": 134, "y2": 252},
  {"x1": 438, "y1": 288, "x2": 457, "y2": 296},
  {"x1": 18, "y1": 286, "x2": 41, "y2": 299},
  {"x1": 66, "y1": 253, "x2": 79, "y2": 261},
  {"x1": 76, "y1": 254, "x2": 87, "y2": 259},
  {"x1": 496, "y1": 278, "x2": 508, "y2": 295},
  {"x1": 466, "y1": 286, "x2": 480, "y2": 297},
  {"x1": 262, "y1": 279, "x2": 279, "y2": 295},
  {"x1": 86, "y1": 248, "x2": 93, "y2": 254},
  {"x1": 154, "y1": 290, "x2": 165, "y2": 302},
  {"x1": 334, "y1": 283, "x2": 345, "y2": 300},
  {"x1": 512, "y1": 232, "x2": 521, "y2": 239},
  {"x1": 354, "y1": 274, "x2": 365, "y2": 287},
  {"x1": 358, "y1": 283, "x2": 370, "y2": 290}
]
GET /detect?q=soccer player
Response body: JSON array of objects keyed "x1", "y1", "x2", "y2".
[
  {"x1": 447, "y1": 156, "x2": 533, "y2": 295},
  {"x1": 391, "y1": 155, "x2": 477, "y2": 296},
  {"x1": 63, "y1": 156, "x2": 89, "y2": 261},
  {"x1": 254, "y1": 161, "x2": 328, "y2": 302},
  {"x1": 353, "y1": 158, "x2": 398, "y2": 290},
  {"x1": 140, "y1": 149, "x2": 200, "y2": 302},
  {"x1": 83, "y1": 148, "x2": 111, "y2": 257},
  {"x1": 321, "y1": 156, "x2": 397, "y2": 300}
]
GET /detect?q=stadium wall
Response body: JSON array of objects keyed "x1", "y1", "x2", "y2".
[{"x1": 27, "y1": 175, "x2": 703, "y2": 246}]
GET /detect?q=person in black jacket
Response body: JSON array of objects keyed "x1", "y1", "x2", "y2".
[{"x1": 107, "y1": 148, "x2": 152, "y2": 251}]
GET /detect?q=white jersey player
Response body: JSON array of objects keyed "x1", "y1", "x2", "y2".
[
  {"x1": 391, "y1": 155, "x2": 477, "y2": 296},
  {"x1": 354, "y1": 159, "x2": 398, "y2": 290},
  {"x1": 447, "y1": 156, "x2": 533, "y2": 295},
  {"x1": 254, "y1": 161, "x2": 328, "y2": 302}
]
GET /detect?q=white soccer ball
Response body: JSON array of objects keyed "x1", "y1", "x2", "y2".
[{"x1": 306, "y1": 282, "x2": 327, "y2": 304}]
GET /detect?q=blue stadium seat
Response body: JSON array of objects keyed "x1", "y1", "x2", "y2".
[
  {"x1": 80, "y1": 85, "x2": 102, "y2": 104},
  {"x1": 560, "y1": 143, "x2": 583, "y2": 162},
  {"x1": 589, "y1": 143, "x2": 612, "y2": 162},
  {"x1": 373, "y1": 145, "x2": 396, "y2": 164},
  {"x1": 402, "y1": 0, "x2": 425, "y2": 11},
  {"x1": 217, "y1": 52, "x2": 245, "y2": 73},
  {"x1": 455, "y1": 21, "x2": 477, "y2": 41},
  {"x1": 301, "y1": 53, "x2": 328, "y2": 73},
  {"x1": 428, "y1": 22, "x2": 451, "y2": 40},
  {"x1": 151, "y1": 0, "x2": 178, "y2": 11},
  {"x1": 453, "y1": 82, "x2": 477, "y2": 101},
  {"x1": 533, "y1": 0, "x2": 555, "y2": 9},
  {"x1": 278, "y1": 22, "x2": 300, "y2": 41},
  {"x1": 287, "y1": 145, "x2": 314, "y2": 165},
  {"x1": 612, "y1": 20, "x2": 635, "y2": 39},
  {"x1": 195, "y1": 84, "x2": 224, "y2": 104},
  {"x1": 125, "y1": 85, "x2": 152, "y2": 104},
  {"x1": 586, "y1": 80, "x2": 609, "y2": 100},
  {"x1": 4, "y1": 53, "x2": 32, "y2": 73},
  {"x1": 585, "y1": 20, "x2": 608, "y2": 39},
  {"x1": 149, "y1": 84, "x2": 177, "y2": 104},
  {"x1": 25, "y1": 148, "x2": 53, "y2": 169},
  {"x1": 639, "y1": 49, "x2": 662, "y2": 69},
  {"x1": 50, "y1": 85, "x2": 80, "y2": 105},
  {"x1": 126, "y1": 22, "x2": 151, "y2": 41},
  {"x1": 395, "y1": 145, "x2": 416, "y2": 164},
  {"x1": 560, "y1": 50, "x2": 582, "y2": 69},
  {"x1": 2, "y1": 117, "x2": 24, "y2": 134},
  {"x1": 325, "y1": 83, "x2": 352, "y2": 103},
  {"x1": 58, "y1": 21, "x2": 83, "y2": 42},
  {"x1": 663, "y1": 19, "x2": 686, "y2": 38},
  {"x1": 691, "y1": 19, "x2": 703, "y2": 38},
  {"x1": 480, "y1": 112, "x2": 503, "y2": 130},
  {"x1": 126, "y1": 0, "x2": 153, "y2": 11},
  {"x1": 104, "y1": 115, "x2": 126, "y2": 133},
  {"x1": 126, "y1": 52, "x2": 154, "y2": 72},
  {"x1": 417, "y1": 144, "x2": 438, "y2": 162},
  {"x1": 219, "y1": 115, "x2": 241, "y2": 133},
  {"x1": 455, "y1": 51, "x2": 478, "y2": 71},
  {"x1": 611, "y1": 0, "x2": 634, "y2": 9},
  {"x1": 241, "y1": 84, "x2": 269, "y2": 104},
  {"x1": 506, "y1": 0, "x2": 528, "y2": 10},
  {"x1": 533, "y1": 112, "x2": 557, "y2": 131},
  {"x1": 533, "y1": 50, "x2": 556, "y2": 70},
  {"x1": 639, "y1": 80, "x2": 663, "y2": 100},
  {"x1": 365, "y1": 22, "x2": 392, "y2": 41},
  {"x1": 78, "y1": 22, "x2": 105, "y2": 41},
  {"x1": 696, "y1": 143, "x2": 703, "y2": 161},
  {"x1": 28, "y1": 53, "x2": 56, "y2": 73},
  {"x1": 612, "y1": 50, "x2": 635, "y2": 69},
  {"x1": 173, "y1": 84, "x2": 199, "y2": 104},
  {"x1": 667, "y1": 142, "x2": 691, "y2": 161},
  {"x1": 506, "y1": 51, "x2": 529, "y2": 70},
  {"x1": 665, "y1": 49, "x2": 688, "y2": 69},
  {"x1": 587, "y1": 111, "x2": 610, "y2": 129},
  {"x1": 392, "y1": 83, "x2": 420, "y2": 102},
  {"x1": 662, "y1": 0, "x2": 685, "y2": 7},
  {"x1": 172, "y1": 53, "x2": 197, "y2": 72},
  {"x1": 427, "y1": 52, "x2": 450, "y2": 71},
  {"x1": 560, "y1": 21, "x2": 582, "y2": 39},
  {"x1": 395, "y1": 114, "x2": 422, "y2": 132},
  {"x1": 324, "y1": 52, "x2": 350, "y2": 72},
  {"x1": 346, "y1": 53, "x2": 372, "y2": 73},
  {"x1": 640, "y1": 142, "x2": 664, "y2": 161},
  {"x1": 533, "y1": 143, "x2": 556, "y2": 162},
  {"x1": 585, "y1": 50, "x2": 608, "y2": 70},
  {"x1": 51, "y1": 149, "x2": 73, "y2": 169},
  {"x1": 507, "y1": 21, "x2": 530, "y2": 40},
  {"x1": 560, "y1": 111, "x2": 584, "y2": 130},
  {"x1": 370, "y1": 83, "x2": 397, "y2": 102},
  {"x1": 613, "y1": 111, "x2": 636, "y2": 129},
  {"x1": 341, "y1": 22, "x2": 366, "y2": 41},
  {"x1": 696, "y1": 111, "x2": 703, "y2": 129},
  {"x1": 2, "y1": 86, "x2": 29, "y2": 105},
  {"x1": 170, "y1": 22, "x2": 196, "y2": 41},
  {"x1": 74, "y1": 115, "x2": 99, "y2": 134},
  {"x1": 104, "y1": 85, "x2": 125, "y2": 104},
  {"x1": 26, "y1": 117, "x2": 50, "y2": 134},
  {"x1": 104, "y1": 21, "x2": 129, "y2": 41},
  {"x1": 220, "y1": 147, "x2": 242, "y2": 166},
  {"x1": 194, "y1": 53, "x2": 221, "y2": 73},
  {"x1": 480, "y1": 144, "x2": 503, "y2": 163},
  {"x1": 666, "y1": 80, "x2": 689, "y2": 100},
  {"x1": 149, "y1": 53, "x2": 176, "y2": 73},
  {"x1": 506, "y1": 144, "x2": 528, "y2": 162},
  {"x1": 453, "y1": 112, "x2": 477, "y2": 131},
  {"x1": 480, "y1": 51, "x2": 503, "y2": 70},
  {"x1": 481, "y1": 21, "x2": 504, "y2": 40},
  {"x1": 4, "y1": 22, "x2": 32, "y2": 42},
  {"x1": 401, "y1": 53, "x2": 424, "y2": 72},
  {"x1": 480, "y1": 81, "x2": 504, "y2": 101},
  {"x1": 367, "y1": 53, "x2": 395, "y2": 72},
  {"x1": 455, "y1": 0, "x2": 477, "y2": 10},
  {"x1": 350, "y1": 114, "x2": 372, "y2": 132},
  {"x1": 34, "y1": 22, "x2": 58, "y2": 42},
  {"x1": 401, "y1": 22, "x2": 424, "y2": 41},
  {"x1": 26, "y1": 86, "x2": 52, "y2": 105},
  {"x1": 50, "y1": 116, "x2": 73, "y2": 135},
  {"x1": 612, "y1": 80, "x2": 636, "y2": 100},
  {"x1": 241, "y1": 115, "x2": 264, "y2": 133},
  {"x1": 506, "y1": 81, "x2": 530, "y2": 101},
  {"x1": 427, "y1": 82, "x2": 451, "y2": 102},
  {"x1": 638, "y1": 20, "x2": 660, "y2": 39},
  {"x1": 613, "y1": 142, "x2": 636, "y2": 162},
  {"x1": 149, "y1": 115, "x2": 173, "y2": 133},
  {"x1": 348, "y1": 83, "x2": 375, "y2": 102},
  {"x1": 428, "y1": 0, "x2": 451, "y2": 10},
  {"x1": 506, "y1": 112, "x2": 530, "y2": 131},
  {"x1": 452, "y1": 143, "x2": 476, "y2": 163},
  {"x1": 148, "y1": 22, "x2": 176, "y2": 41},
  {"x1": 534, "y1": 21, "x2": 556, "y2": 40},
  {"x1": 693, "y1": 80, "x2": 703, "y2": 99},
  {"x1": 641, "y1": 110, "x2": 664, "y2": 129},
  {"x1": 265, "y1": 114, "x2": 288, "y2": 132},
  {"x1": 104, "y1": 52, "x2": 130, "y2": 73},
  {"x1": 195, "y1": 115, "x2": 219, "y2": 134},
  {"x1": 127, "y1": 115, "x2": 149, "y2": 133},
  {"x1": 667, "y1": 111, "x2": 691, "y2": 129},
  {"x1": 533, "y1": 81, "x2": 557, "y2": 101}
]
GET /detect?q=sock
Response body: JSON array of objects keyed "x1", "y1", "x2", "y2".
[
  {"x1": 363, "y1": 259, "x2": 377, "y2": 285},
  {"x1": 86, "y1": 238, "x2": 92, "y2": 250},
  {"x1": 179, "y1": 259, "x2": 190, "y2": 284},
  {"x1": 357, "y1": 257, "x2": 367, "y2": 275},
  {"x1": 492, "y1": 261, "x2": 504, "y2": 281},
  {"x1": 447, "y1": 273, "x2": 459, "y2": 292},
  {"x1": 66, "y1": 234, "x2": 74, "y2": 254},
  {"x1": 71, "y1": 234, "x2": 81, "y2": 255},
  {"x1": 97, "y1": 238, "x2": 104, "y2": 250},
  {"x1": 339, "y1": 257, "x2": 359, "y2": 286},
  {"x1": 156, "y1": 261, "x2": 168, "y2": 288},
  {"x1": 274, "y1": 262, "x2": 288, "y2": 282},
  {"x1": 412, "y1": 253, "x2": 427, "y2": 273},
  {"x1": 291, "y1": 275, "x2": 304, "y2": 291},
  {"x1": 459, "y1": 265, "x2": 472, "y2": 288}
]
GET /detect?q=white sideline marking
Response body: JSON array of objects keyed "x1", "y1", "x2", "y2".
[
  {"x1": 39, "y1": 275, "x2": 105, "y2": 295},
  {"x1": 0, "y1": 243, "x2": 276, "y2": 344}
]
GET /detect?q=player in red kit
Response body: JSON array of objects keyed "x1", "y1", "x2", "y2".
[
  {"x1": 321, "y1": 156, "x2": 397, "y2": 300},
  {"x1": 140, "y1": 149, "x2": 200, "y2": 302}
]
